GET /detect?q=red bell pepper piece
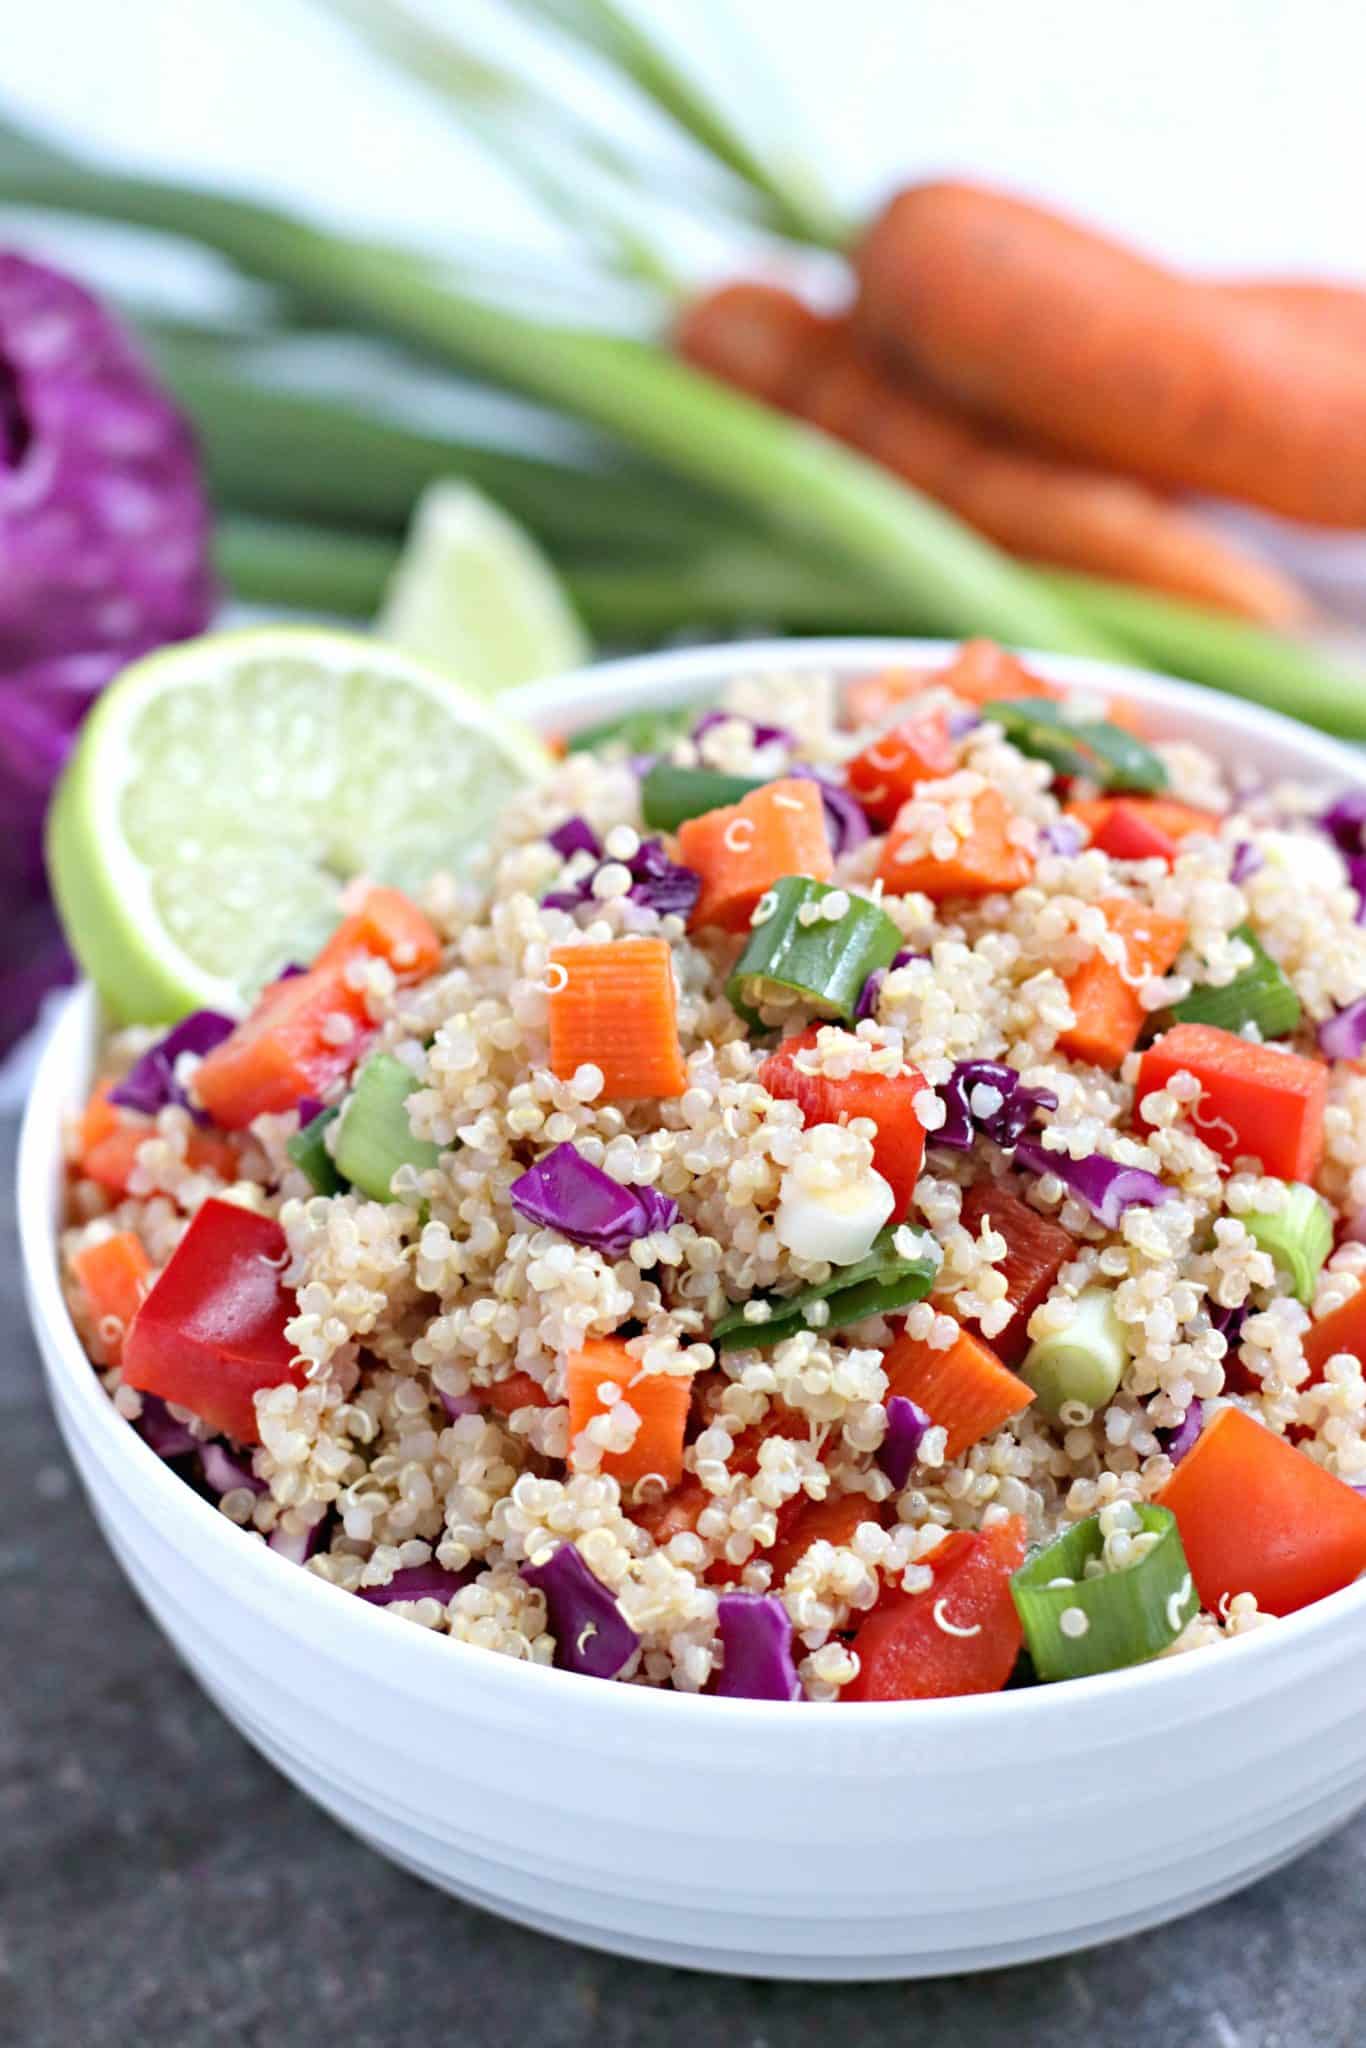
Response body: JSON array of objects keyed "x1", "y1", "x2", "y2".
[
  {"x1": 193, "y1": 965, "x2": 371, "y2": 1130},
  {"x1": 1135, "y1": 1022, "x2": 1328, "y2": 1179},
  {"x1": 843, "y1": 1514, "x2": 1026, "y2": 1701},
  {"x1": 845, "y1": 710, "x2": 958, "y2": 827},
  {"x1": 122, "y1": 1197, "x2": 303, "y2": 1443},
  {"x1": 1066, "y1": 797, "x2": 1219, "y2": 866},
  {"x1": 958, "y1": 1184, "x2": 1075, "y2": 1366},
  {"x1": 759, "y1": 1024, "x2": 931, "y2": 1213}
]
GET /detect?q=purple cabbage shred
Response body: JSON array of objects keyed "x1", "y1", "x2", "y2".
[
  {"x1": 268, "y1": 1515, "x2": 329, "y2": 1566},
  {"x1": 1320, "y1": 792, "x2": 1366, "y2": 856},
  {"x1": 547, "y1": 815, "x2": 602, "y2": 861},
  {"x1": 1318, "y1": 995, "x2": 1366, "y2": 1061},
  {"x1": 714, "y1": 1592, "x2": 802, "y2": 1701},
  {"x1": 1347, "y1": 855, "x2": 1366, "y2": 925},
  {"x1": 521, "y1": 1542, "x2": 640, "y2": 1678},
  {"x1": 877, "y1": 1395, "x2": 931, "y2": 1490},
  {"x1": 358, "y1": 1563, "x2": 475, "y2": 1606},
  {"x1": 1013, "y1": 1138, "x2": 1173, "y2": 1229},
  {"x1": 543, "y1": 833, "x2": 699, "y2": 920},
  {"x1": 1229, "y1": 841, "x2": 1263, "y2": 885},
  {"x1": 785, "y1": 764, "x2": 871, "y2": 857},
  {"x1": 438, "y1": 1388, "x2": 483, "y2": 1420},
  {"x1": 199, "y1": 1441, "x2": 267, "y2": 1497},
  {"x1": 1161, "y1": 1398, "x2": 1205, "y2": 1465},
  {"x1": 692, "y1": 708, "x2": 794, "y2": 751},
  {"x1": 936, "y1": 1060, "x2": 1058, "y2": 1152},
  {"x1": 510, "y1": 1141, "x2": 679, "y2": 1256},
  {"x1": 1039, "y1": 818, "x2": 1086, "y2": 858},
  {"x1": 136, "y1": 1395, "x2": 198, "y2": 1461},
  {"x1": 109, "y1": 1009, "x2": 236, "y2": 1117},
  {"x1": 854, "y1": 946, "x2": 922, "y2": 1024}
]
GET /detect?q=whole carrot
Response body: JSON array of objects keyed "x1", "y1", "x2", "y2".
[
  {"x1": 1218, "y1": 278, "x2": 1366, "y2": 356},
  {"x1": 853, "y1": 181, "x2": 1366, "y2": 527},
  {"x1": 676, "y1": 280, "x2": 1306, "y2": 622}
]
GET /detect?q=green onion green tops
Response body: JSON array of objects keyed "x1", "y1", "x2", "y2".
[
  {"x1": 640, "y1": 760, "x2": 765, "y2": 831},
  {"x1": 726, "y1": 875, "x2": 903, "y2": 1029},
  {"x1": 286, "y1": 1104, "x2": 344, "y2": 1196},
  {"x1": 334, "y1": 1052, "x2": 441, "y2": 1202},
  {"x1": 712, "y1": 1224, "x2": 938, "y2": 1350},
  {"x1": 1011, "y1": 1504, "x2": 1197, "y2": 1681},
  {"x1": 1171, "y1": 924, "x2": 1301, "y2": 1038},
  {"x1": 1020, "y1": 1285, "x2": 1128, "y2": 1421},
  {"x1": 1243, "y1": 1183, "x2": 1334, "y2": 1304},
  {"x1": 985, "y1": 698, "x2": 1168, "y2": 793}
]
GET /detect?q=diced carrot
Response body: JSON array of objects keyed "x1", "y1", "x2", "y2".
[
  {"x1": 78, "y1": 1081, "x2": 121, "y2": 1159},
  {"x1": 759, "y1": 1023, "x2": 930, "y2": 1212},
  {"x1": 547, "y1": 938, "x2": 687, "y2": 1100},
  {"x1": 764, "y1": 1491, "x2": 883, "y2": 1586},
  {"x1": 71, "y1": 1231, "x2": 152, "y2": 1364},
  {"x1": 1135, "y1": 1021, "x2": 1328, "y2": 1179},
  {"x1": 480, "y1": 1370, "x2": 553, "y2": 1415},
  {"x1": 843, "y1": 667, "x2": 936, "y2": 732},
  {"x1": 959, "y1": 1185, "x2": 1074, "y2": 1366},
  {"x1": 1066, "y1": 796, "x2": 1219, "y2": 865},
  {"x1": 883, "y1": 1319, "x2": 1034, "y2": 1460},
  {"x1": 878, "y1": 783, "x2": 1033, "y2": 900},
  {"x1": 1157, "y1": 1405, "x2": 1366, "y2": 1616},
  {"x1": 678, "y1": 777, "x2": 833, "y2": 933},
  {"x1": 194, "y1": 966, "x2": 371, "y2": 1130},
  {"x1": 844, "y1": 1514, "x2": 1026, "y2": 1701},
  {"x1": 1057, "y1": 896, "x2": 1187, "y2": 1068},
  {"x1": 313, "y1": 885, "x2": 442, "y2": 981},
  {"x1": 566, "y1": 1335, "x2": 694, "y2": 1491},
  {"x1": 80, "y1": 1121, "x2": 239, "y2": 1197},
  {"x1": 846, "y1": 710, "x2": 958, "y2": 827},
  {"x1": 1303, "y1": 1283, "x2": 1366, "y2": 1383},
  {"x1": 937, "y1": 639, "x2": 1062, "y2": 708}
]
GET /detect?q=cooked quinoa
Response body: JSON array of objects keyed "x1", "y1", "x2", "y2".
[{"x1": 61, "y1": 645, "x2": 1366, "y2": 1700}]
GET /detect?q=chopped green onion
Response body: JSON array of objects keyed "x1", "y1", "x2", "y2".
[
  {"x1": 567, "y1": 706, "x2": 693, "y2": 758},
  {"x1": 713, "y1": 1225, "x2": 938, "y2": 1350},
  {"x1": 1020, "y1": 1285, "x2": 1128, "y2": 1421},
  {"x1": 1011, "y1": 1504, "x2": 1197, "y2": 1681},
  {"x1": 985, "y1": 699, "x2": 1168, "y2": 794},
  {"x1": 1170, "y1": 924, "x2": 1301, "y2": 1038},
  {"x1": 1243, "y1": 1183, "x2": 1333, "y2": 1303},
  {"x1": 334, "y1": 1053, "x2": 442, "y2": 1201},
  {"x1": 726, "y1": 876, "x2": 902, "y2": 1030},
  {"x1": 640, "y1": 759, "x2": 765, "y2": 828},
  {"x1": 286, "y1": 1104, "x2": 345, "y2": 1196}
]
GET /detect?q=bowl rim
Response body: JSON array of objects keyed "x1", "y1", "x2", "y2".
[{"x1": 23, "y1": 633, "x2": 1366, "y2": 1729}]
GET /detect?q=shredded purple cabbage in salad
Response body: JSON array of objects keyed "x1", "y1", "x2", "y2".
[
  {"x1": 1229, "y1": 841, "x2": 1263, "y2": 885},
  {"x1": 877, "y1": 1395, "x2": 931, "y2": 1490},
  {"x1": 1319, "y1": 995, "x2": 1366, "y2": 1061},
  {"x1": 1320, "y1": 792, "x2": 1366, "y2": 856},
  {"x1": 521, "y1": 1542, "x2": 640, "y2": 1678},
  {"x1": 109, "y1": 1009, "x2": 236, "y2": 1117},
  {"x1": 1161, "y1": 1398, "x2": 1205, "y2": 1465},
  {"x1": 936, "y1": 1060, "x2": 1059, "y2": 1151},
  {"x1": 547, "y1": 815, "x2": 601, "y2": 861},
  {"x1": 268, "y1": 1515, "x2": 330, "y2": 1566},
  {"x1": 1013, "y1": 1138, "x2": 1173, "y2": 1229},
  {"x1": 714, "y1": 1592, "x2": 802, "y2": 1700},
  {"x1": 543, "y1": 831, "x2": 699, "y2": 921},
  {"x1": 1039, "y1": 817, "x2": 1086, "y2": 858},
  {"x1": 854, "y1": 946, "x2": 922, "y2": 1023},
  {"x1": 785, "y1": 764, "x2": 871, "y2": 858},
  {"x1": 199, "y1": 1441, "x2": 266, "y2": 1498},
  {"x1": 137, "y1": 1395, "x2": 198, "y2": 1460},
  {"x1": 692, "y1": 708, "x2": 795, "y2": 751},
  {"x1": 510, "y1": 1141, "x2": 678, "y2": 1256},
  {"x1": 358, "y1": 1564, "x2": 475, "y2": 1607}
]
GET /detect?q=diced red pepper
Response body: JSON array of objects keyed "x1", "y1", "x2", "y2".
[
  {"x1": 843, "y1": 1514, "x2": 1026, "y2": 1701},
  {"x1": 958, "y1": 1184, "x2": 1074, "y2": 1367},
  {"x1": 70, "y1": 1231, "x2": 152, "y2": 1365},
  {"x1": 122, "y1": 1197, "x2": 303, "y2": 1443},
  {"x1": 1135, "y1": 1022, "x2": 1328, "y2": 1179},
  {"x1": 312, "y1": 885, "x2": 442, "y2": 981},
  {"x1": 1066, "y1": 797, "x2": 1219, "y2": 866},
  {"x1": 480, "y1": 1370, "x2": 553, "y2": 1415},
  {"x1": 193, "y1": 965, "x2": 371, "y2": 1130},
  {"x1": 1304, "y1": 1285, "x2": 1366, "y2": 1384},
  {"x1": 759, "y1": 1024, "x2": 931, "y2": 1213},
  {"x1": 764, "y1": 1491, "x2": 883, "y2": 1587},
  {"x1": 845, "y1": 710, "x2": 958, "y2": 827}
]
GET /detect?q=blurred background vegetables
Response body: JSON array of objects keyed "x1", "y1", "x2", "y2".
[{"x1": 1, "y1": 0, "x2": 1365, "y2": 1052}]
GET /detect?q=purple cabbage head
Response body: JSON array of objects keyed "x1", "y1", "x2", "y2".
[
  {"x1": 714, "y1": 1591, "x2": 801, "y2": 1701},
  {"x1": 521, "y1": 1541, "x2": 640, "y2": 1679},
  {"x1": 510, "y1": 1141, "x2": 678, "y2": 1256},
  {"x1": 0, "y1": 252, "x2": 215, "y2": 1053}
]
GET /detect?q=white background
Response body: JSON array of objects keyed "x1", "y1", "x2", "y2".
[{"x1": 4, "y1": 0, "x2": 1365, "y2": 277}]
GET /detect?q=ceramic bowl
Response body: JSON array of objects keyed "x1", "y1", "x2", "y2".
[{"x1": 21, "y1": 639, "x2": 1366, "y2": 1980}]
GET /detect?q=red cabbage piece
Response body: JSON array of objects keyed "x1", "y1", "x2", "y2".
[
  {"x1": 109, "y1": 1009, "x2": 236, "y2": 1116},
  {"x1": 1318, "y1": 995, "x2": 1366, "y2": 1061},
  {"x1": 199, "y1": 1440, "x2": 267, "y2": 1497},
  {"x1": 521, "y1": 1542, "x2": 640, "y2": 1678},
  {"x1": 1320, "y1": 792, "x2": 1366, "y2": 855},
  {"x1": 1039, "y1": 818, "x2": 1086, "y2": 857},
  {"x1": 1013, "y1": 1137, "x2": 1174, "y2": 1229},
  {"x1": 1229, "y1": 841, "x2": 1263, "y2": 885},
  {"x1": 268, "y1": 1514, "x2": 330, "y2": 1566},
  {"x1": 438, "y1": 1388, "x2": 483, "y2": 1420},
  {"x1": 136, "y1": 1394, "x2": 198, "y2": 1460},
  {"x1": 1348, "y1": 856, "x2": 1366, "y2": 926},
  {"x1": 358, "y1": 1563, "x2": 476, "y2": 1606},
  {"x1": 0, "y1": 253, "x2": 214, "y2": 1052},
  {"x1": 510, "y1": 1141, "x2": 678, "y2": 1255},
  {"x1": 542, "y1": 833, "x2": 699, "y2": 920},
  {"x1": 786, "y1": 764, "x2": 871, "y2": 857},
  {"x1": 854, "y1": 945, "x2": 923, "y2": 1023},
  {"x1": 877, "y1": 1395, "x2": 931, "y2": 1489},
  {"x1": 692, "y1": 708, "x2": 794, "y2": 750},
  {"x1": 1160, "y1": 1398, "x2": 1205, "y2": 1465},
  {"x1": 547, "y1": 815, "x2": 601, "y2": 860},
  {"x1": 936, "y1": 1060, "x2": 1058, "y2": 1151},
  {"x1": 715, "y1": 1592, "x2": 802, "y2": 1701}
]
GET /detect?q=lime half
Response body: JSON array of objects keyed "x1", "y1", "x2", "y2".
[
  {"x1": 48, "y1": 625, "x2": 550, "y2": 1023},
  {"x1": 376, "y1": 482, "x2": 590, "y2": 693}
]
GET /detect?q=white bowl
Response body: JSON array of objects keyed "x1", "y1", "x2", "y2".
[{"x1": 21, "y1": 638, "x2": 1366, "y2": 1981}]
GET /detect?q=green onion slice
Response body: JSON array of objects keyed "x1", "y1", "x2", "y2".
[
  {"x1": 985, "y1": 698, "x2": 1168, "y2": 793},
  {"x1": 726, "y1": 875, "x2": 902, "y2": 1029},
  {"x1": 286, "y1": 1104, "x2": 345, "y2": 1195},
  {"x1": 567, "y1": 707, "x2": 692, "y2": 757},
  {"x1": 713, "y1": 1225, "x2": 938, "y2": 1350},
  {"x1": 1011, "y1": 1505, "x2": 1197, "y2": 1681},
  {"x1": 334, "y1": 1052, "x2": 442, "y2": 1202},
  {"x1": 1020, "y1": 1285, "x2": 1128, "y2": 1422},
  {"x1": 640, "y1": 759, "x2": 766, "y2": 830},
  {"x1": 1171, "y1": 924, "x2": 1301, "y2": 1038},
  {"x1": 1243, "y1": 1182, "x2": 1333, "y2": 1304}
]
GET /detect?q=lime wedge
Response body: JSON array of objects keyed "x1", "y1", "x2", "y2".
[
  {"x1": 47, "y1": 625, "x2": 550, "y2": 1024},
  {"x1": 376, "y1": 481, "x2": 590, "y2": 693}
]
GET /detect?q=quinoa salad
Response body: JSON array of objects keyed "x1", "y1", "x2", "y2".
[{"x1": 59, "y1": 640, "x2": 1366, "y2": 1702}]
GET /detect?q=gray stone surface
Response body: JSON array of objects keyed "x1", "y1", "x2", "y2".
[{"x1": 2, "y1": 1111, "x2": 1360, "y2": 2048}]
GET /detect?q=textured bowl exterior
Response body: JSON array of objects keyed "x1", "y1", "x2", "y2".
[{"x1": 22, "y1": 639, "x2": 1366, "y2": 1979}]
